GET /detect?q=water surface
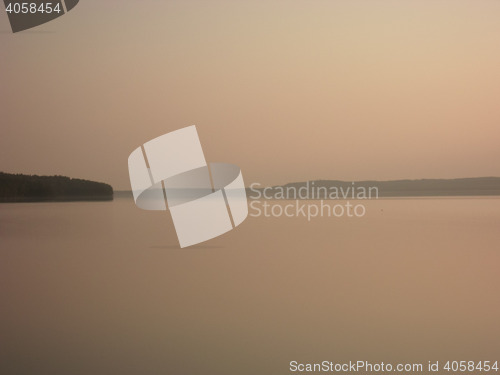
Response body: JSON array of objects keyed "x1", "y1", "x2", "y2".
[{"x1": 1, "y1": 198, "x2": 499, "y2": 375}]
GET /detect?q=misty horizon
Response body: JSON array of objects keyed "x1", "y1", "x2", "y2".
[{"x1": 2, "y1": 0, "x2": 500, "y2": 190}]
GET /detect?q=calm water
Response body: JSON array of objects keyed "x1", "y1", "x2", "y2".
[{"x1": 1, "y1": 198, "x2": 500, "y2": 375}]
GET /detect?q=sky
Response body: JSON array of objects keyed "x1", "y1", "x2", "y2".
[{"x1": 1, "y1": 0, "x2": 499, "y2": 190}]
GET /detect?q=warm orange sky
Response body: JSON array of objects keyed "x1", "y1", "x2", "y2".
[{"x1": 1, "y1": 0, "x2": 499, "y2": 189}]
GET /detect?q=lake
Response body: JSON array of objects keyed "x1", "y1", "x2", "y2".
[{"x1": 1, "y1": 197, "x2": 499, "y2": 375}]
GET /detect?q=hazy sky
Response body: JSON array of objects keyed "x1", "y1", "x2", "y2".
[{"x1": 1, "y1": 0, "x2": 499, "y2": 189}]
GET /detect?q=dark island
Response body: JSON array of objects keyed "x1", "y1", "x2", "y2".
[{"x1": 0, "y1": 172, "x2": 113, "y2": 203}]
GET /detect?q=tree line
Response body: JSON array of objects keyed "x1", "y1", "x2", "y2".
[{"x1": 0, "y1": 172, "x2": 113, "y2": 202}]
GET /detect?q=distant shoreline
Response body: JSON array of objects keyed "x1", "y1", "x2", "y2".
[
  {"x1": 114, "y1": 176, "x2": 500, "y2": 199},
  {"x1": 0, "y1": 196, "x2": 113, "y2": 203},
  {"x1": 0, "y1": 172, "x2": 113, "y2": 203}
]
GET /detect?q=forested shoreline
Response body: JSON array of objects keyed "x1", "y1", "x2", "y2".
[{"x1": 0, "y1": 172, "x2": 113, "y2": 202}]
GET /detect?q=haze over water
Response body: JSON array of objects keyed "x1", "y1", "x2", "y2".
[
  {"x1": 1, "y1": 197, "x2": 500, "y2": 375},
  {"x1": 2, "y1": 1, "x2": 500, "y2": 374},
  {"x1": 2, "y1": 0, "x2": 500, "y2": 188}
]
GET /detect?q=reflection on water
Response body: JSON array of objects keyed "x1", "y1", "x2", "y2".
[{"x1": 1, "y1": 198, "x2": 500, "y2": 375}]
